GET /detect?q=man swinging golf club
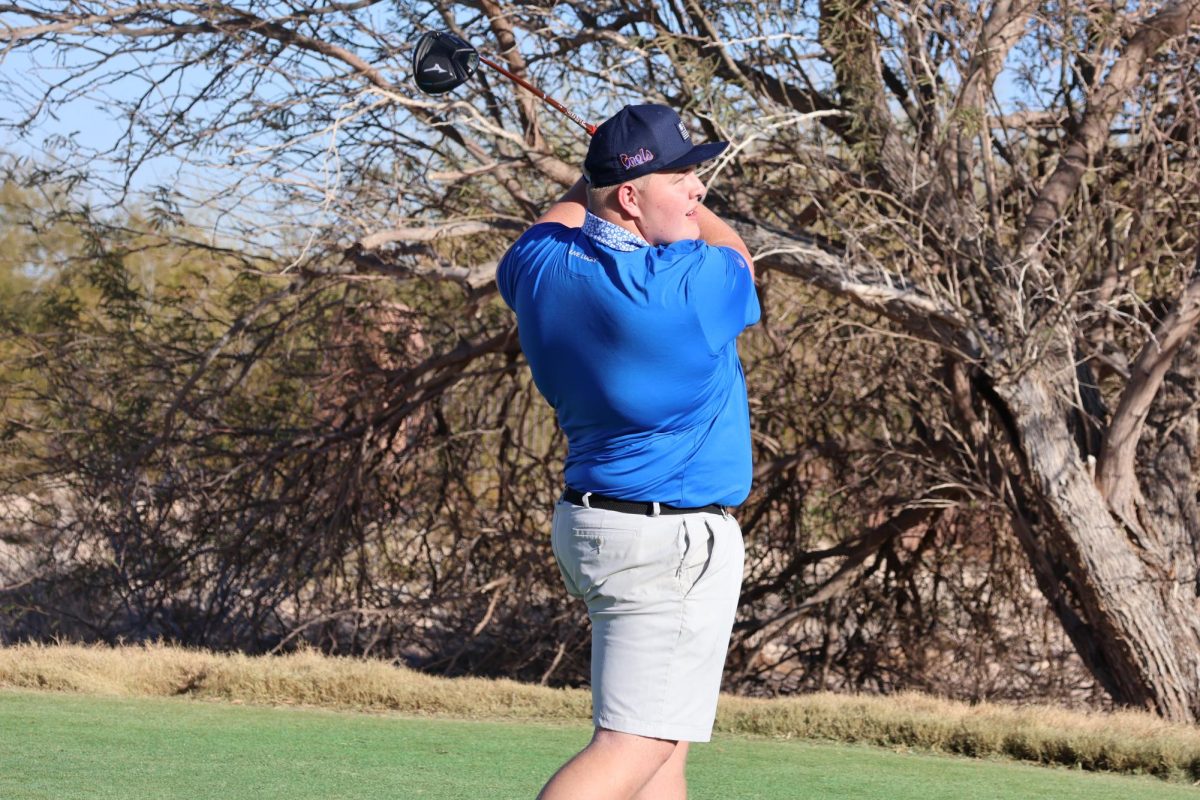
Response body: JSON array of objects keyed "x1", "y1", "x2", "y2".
[{"x1": 498, "y1": 104, "x2": 759, "y2": 800}]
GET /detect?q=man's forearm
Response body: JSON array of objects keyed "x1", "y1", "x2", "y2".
[{"x1": 695, "y1": 205, "x2": 755, "y2": 278}]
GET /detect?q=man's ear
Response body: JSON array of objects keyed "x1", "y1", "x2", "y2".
[{"x1": 616, "y1": 182, "x2": 642, "y2": 220}]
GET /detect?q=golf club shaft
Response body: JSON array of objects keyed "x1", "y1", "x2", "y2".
[{"x1": 477, "y1": 55, "x2": 596, "y2": 136}]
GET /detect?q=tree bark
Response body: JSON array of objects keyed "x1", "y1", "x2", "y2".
[{"x1": 992, "y1": 334, "x2": 1200, "y2": 721}]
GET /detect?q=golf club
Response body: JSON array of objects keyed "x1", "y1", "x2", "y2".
[{"x1": 412, "y1": 31, "x2": 597, "y2": 136}]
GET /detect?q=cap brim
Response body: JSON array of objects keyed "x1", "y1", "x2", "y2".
[{"x1": 656, "y1": 141, "x2": 729, "y2": 172}]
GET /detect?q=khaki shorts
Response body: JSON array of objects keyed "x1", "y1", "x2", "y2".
[{"x1": 551, "y1": 499, "x2": 745, "y2": 742}]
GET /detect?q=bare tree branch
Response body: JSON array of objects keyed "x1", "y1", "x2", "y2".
[
  {"x1": 1098, "y1": 246, "x2": 1200, "y2": 517},
  {"x1": 1019, "y1": 0, "x2": 1200, "y2": 259}
]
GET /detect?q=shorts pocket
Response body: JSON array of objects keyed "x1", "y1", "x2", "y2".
[
  {"x1": 678, "y1": 518, "x2": 716, "y2": 596},
  {"x1": 564, "y1": 527, "x2": 638, "y2": 599}
]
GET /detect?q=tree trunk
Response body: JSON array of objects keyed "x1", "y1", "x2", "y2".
[{"x1": 993, "y1": 332, "x2": 1200, "y2": 721}]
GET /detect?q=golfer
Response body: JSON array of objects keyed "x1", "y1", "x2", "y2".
[{"x1": 497, "y1": 104, "x2": 759, "y2": 800}]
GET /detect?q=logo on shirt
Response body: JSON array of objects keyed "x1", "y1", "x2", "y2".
[
  {"x1": 569, "y1": 248, "x2": 597, "y2": 263},
  {"x1": 619, "y1": 148, "x2": 655, "y2": 170}
]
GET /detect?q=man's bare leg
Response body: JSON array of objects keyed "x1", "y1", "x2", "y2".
[
  {"x1": 631, "y1": 740, "x2": 689, "y2": 800},
  {"x1": 537, "y1": 728, "x2": 677, "y2": 800}
]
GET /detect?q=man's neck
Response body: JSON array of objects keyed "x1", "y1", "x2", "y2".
[
  {"x1": 588, "y1": 207, "x2": 642, "y2": 238},
  {"x1": 583, "y1": 210, "x2": 650, "y2": 252}
]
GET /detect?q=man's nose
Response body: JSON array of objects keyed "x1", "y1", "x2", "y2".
[{"x1": 689, "y1": 172, "x2": 706, "y2": 199}]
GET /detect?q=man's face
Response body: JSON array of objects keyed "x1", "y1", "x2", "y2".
[{"x1": 628, "y1": 167, "x2": 707, "y2": 245}]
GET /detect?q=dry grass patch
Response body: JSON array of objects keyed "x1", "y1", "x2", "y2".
[
  {"x1": 2, "y1": 643, "x2": 1198, "y2": 782},
  {"x1": 714, "y1": 691, "x2": 1200, "y2": 781},
  {"x1": 0, "y1": 642, "x2": 590, "y2": 720}
]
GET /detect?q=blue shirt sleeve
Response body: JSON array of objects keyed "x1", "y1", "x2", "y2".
[
  {"x1": 497, "y1": 222, "x2": 565, "y2": 310},
  {"x1": 496, "y1": 232, "x2": 525, "y2": 310},
  {"x1": 684, "y1": 244, "x2": 760, "y2": 353}
]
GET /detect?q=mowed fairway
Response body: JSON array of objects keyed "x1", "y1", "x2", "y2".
[{"x1": 1, "y1": 689, "x2": 1195, "y2": 800}]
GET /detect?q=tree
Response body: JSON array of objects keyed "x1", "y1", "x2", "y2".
[
  {"x1": 728, "y1": 0, "x2": 1200, "y2": 720},
  {"x1": 1, "y1": 1, "x2": 1197, "y2": 718}
]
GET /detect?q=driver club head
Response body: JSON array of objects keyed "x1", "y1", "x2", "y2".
[{"x1": 412, "y1": 31, "x2": 479, "y2": 94}]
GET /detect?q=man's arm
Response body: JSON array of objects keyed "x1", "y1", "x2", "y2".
[
  {"x1": 533, "y1": 177, "x2": 588, "y2": 228},
  {"x1": 695, "y1": 205, "x2": 755, "y2": 280}
]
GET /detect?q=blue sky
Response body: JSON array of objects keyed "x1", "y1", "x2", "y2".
[{"x1": 1, "y1": 46, "x2": 181, "y2": 194}]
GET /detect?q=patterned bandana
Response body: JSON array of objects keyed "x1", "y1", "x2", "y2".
[{"x1": 582, "y1": 211, "x2": 649, "y2": 252}]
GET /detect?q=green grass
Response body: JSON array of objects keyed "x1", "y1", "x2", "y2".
[{"x1": 2, "y1": 689, "x2": 1196, "y2": 800}]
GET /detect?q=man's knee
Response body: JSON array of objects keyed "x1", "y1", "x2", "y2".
[{"x1": 590, "y1": 728, "x2": 678, "y2": 769}]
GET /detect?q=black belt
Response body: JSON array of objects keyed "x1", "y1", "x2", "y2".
[{"x1": 562, "y1": 487, "x2": 725, "y2": 517}]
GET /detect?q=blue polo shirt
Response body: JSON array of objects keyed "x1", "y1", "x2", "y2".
[{"x1": 497, "y1": 222, "x2": 759, "y2": 507}]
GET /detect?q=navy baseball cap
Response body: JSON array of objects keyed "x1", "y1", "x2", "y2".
[{"x1": 583, "y1": 104, "x2": 728, "y2": 187}]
